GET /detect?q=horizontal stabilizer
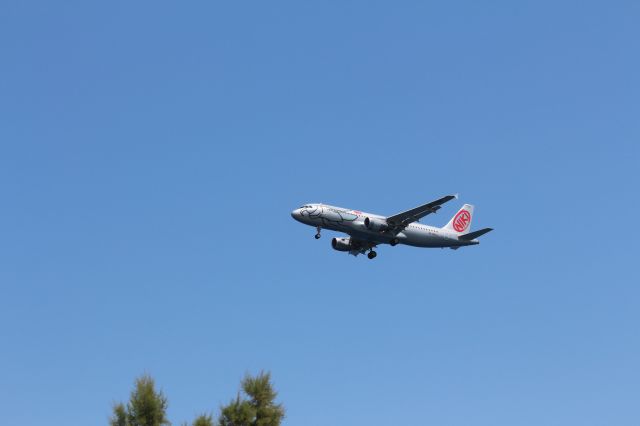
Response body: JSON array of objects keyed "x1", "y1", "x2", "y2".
[{"x1": 458, "y1": 227, "x2": 493, "y2": 241}]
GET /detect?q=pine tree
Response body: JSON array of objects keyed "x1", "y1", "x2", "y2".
[
  {"x1": 242, "y1": 372, "x2": 284, "y2": 426},
  {"x1": 110, "y1": 371, "x2": 284, "y2": 426},
  {"x1": 218, "y1": 372, "x2": 284, "y2": 426},
  {"x1": 110, "y1": 403, "x2": 128, "y2": 426},
  {"x1": 192, "y1": 414, "x2": 215, "y2": 426},
  {"x1": 110, "y1": 375, "x2": 170, "y2": 426}
]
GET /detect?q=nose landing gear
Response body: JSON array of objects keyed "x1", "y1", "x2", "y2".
[
  {"x1": 367, "y1": 250, "x2": 377, "y2": 259},
  {"x1": 314, "y1": 226, "x2": 322, "y2": 239}
]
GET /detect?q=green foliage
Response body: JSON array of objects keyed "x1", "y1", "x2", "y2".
[
  {"x1": 110, "y1": 375, "x2": 170, "y2": 426},
  {"x1": 110, "y1": 403, "x2": 128, "y2": 426},
  {"x1": 243, "y1": 372, "x2": 285, "y2": 426},
  {"x1": 219, "y1": 395, "x2": 255, "y2": 426},
  {"x1": 218, "y1": 372, "x2": 285, "y2": 426},
  {"x1": 110, "y1": 372, "x2": 284, "y2": 426},
  {"x1": 192, "y1": 414, "x2": 215, "y2": 426}
]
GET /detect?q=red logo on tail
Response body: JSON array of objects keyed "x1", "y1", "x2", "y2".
[{"x1": 453, "y1": 210, "x2": 471, "y2": 232}]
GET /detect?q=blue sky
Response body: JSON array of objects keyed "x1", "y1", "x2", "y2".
[{"x1": 1, "y1": 1, "x2": 639, "y2": 425}]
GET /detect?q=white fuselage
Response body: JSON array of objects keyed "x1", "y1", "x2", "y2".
[{"x1": 291, "y1": 203, "x2": 476, "y2": 248}]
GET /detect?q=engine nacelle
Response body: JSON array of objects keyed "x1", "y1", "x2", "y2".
[
  {"x1": 331, "y1": 237, "x2": 351, "y2": 252},
  {"x1": 364, "y1": 216, "x2": 389, "y2": 232}
]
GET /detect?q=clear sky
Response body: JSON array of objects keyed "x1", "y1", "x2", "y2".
[{"x1": 1, "y1": 1, "x2": 639, "y2": 425}]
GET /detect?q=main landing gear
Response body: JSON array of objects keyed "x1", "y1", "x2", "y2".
[
  {"x1": 367, "y1": 250, "x2": 377, "y2": 260},
  {"x1": 390, "y1": 238, "x2": 399, "y2": 247},
  {"x1": 314, "y1": 226, "x2": 321, "y2": 239}
]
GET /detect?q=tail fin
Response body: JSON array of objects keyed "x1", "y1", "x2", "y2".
[{"x1": 443, "y1": 204, "x2": 474, "y2": 234}]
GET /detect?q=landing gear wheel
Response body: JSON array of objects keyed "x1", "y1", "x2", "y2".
[
  {"x1": 367, "y1": 250, "x2": 377, "y2": 259},
  {"x1": 314, "y1": 226, "x2": 321, "y2": 239},
  {"x1": 390, "y1": 238, "x2": 399, "y2": 247},
  {"x1": 314, "y1": 234, "x2": 321, "y2": 239}
]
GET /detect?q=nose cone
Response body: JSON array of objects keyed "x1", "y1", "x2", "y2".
[{"x1": 291, "y1": 208, "x2": 302, "y2": 221}]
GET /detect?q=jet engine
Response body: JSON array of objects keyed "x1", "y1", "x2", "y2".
[
  {"x1": 364, "y1": 216, "x2": 389, "y2": 232},
  {"x1": 331, "y1": 237, "x2": 351, "y2": 252}
]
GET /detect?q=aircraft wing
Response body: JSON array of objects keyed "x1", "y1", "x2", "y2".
[{"x1": 386, "y1": 195, "x2": 457, "y2": 229}]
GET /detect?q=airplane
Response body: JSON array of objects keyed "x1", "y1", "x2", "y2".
[{"x1": 291, "y1": 195, "x2": 493, "y2": 259}]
